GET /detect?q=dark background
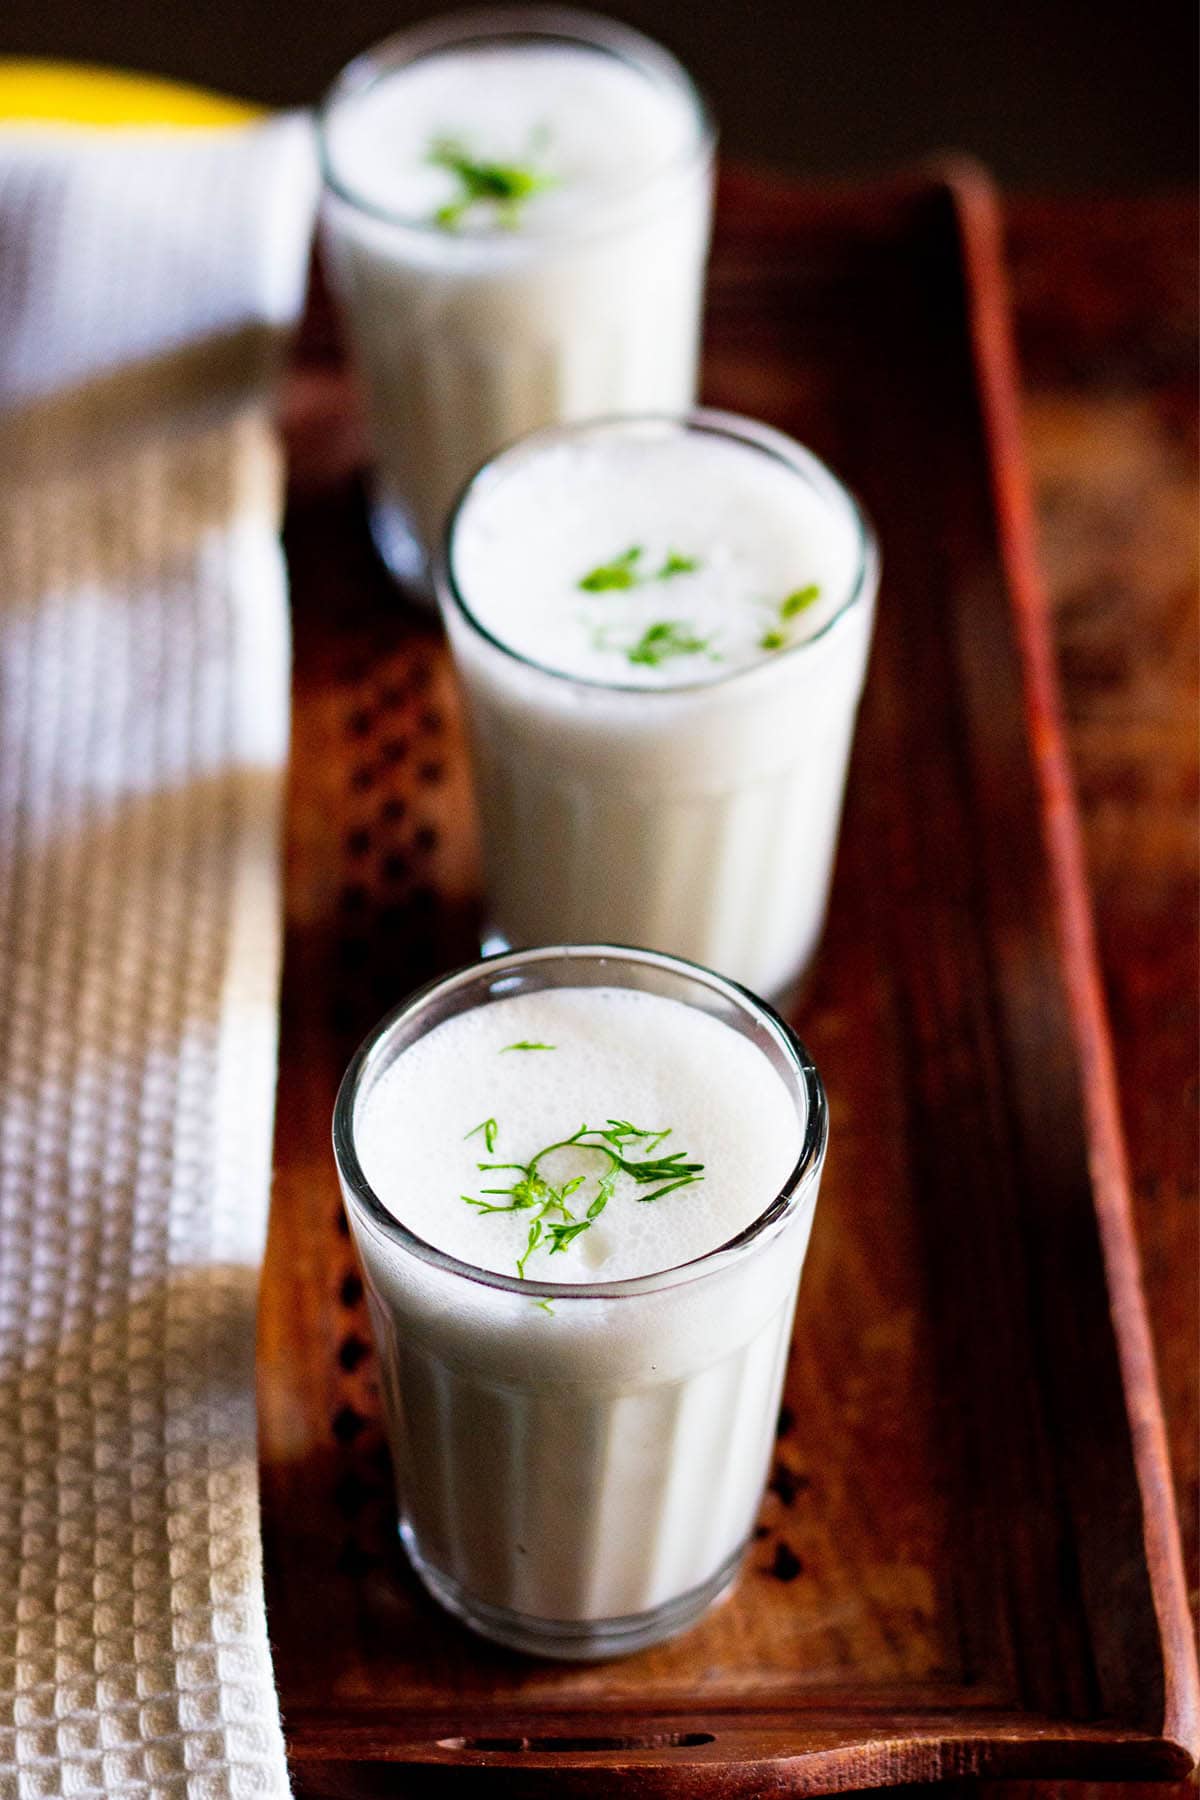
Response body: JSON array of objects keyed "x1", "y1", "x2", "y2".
[{"x1": 3, "y1": 0, "x2": 1196, "y2": 190}]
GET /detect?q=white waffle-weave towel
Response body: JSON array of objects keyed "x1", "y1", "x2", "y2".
[{"x1": 0, "y1": 119, "x2": 317, "y2": 1797}]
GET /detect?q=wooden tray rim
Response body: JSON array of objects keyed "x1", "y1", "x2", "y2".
[
  {"x1": 945, "y1": 156, "x2": 1199, "y2": 1772},
  {"x1": 282, "y1": 1714, "x2": 1194, "y2": 1786},
  {"x1": 272, "y1": 161, "x2": 1200, "y2": 1790}
]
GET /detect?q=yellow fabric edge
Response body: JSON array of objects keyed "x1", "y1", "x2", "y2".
[{"x1": 0, "y1": 60, "x2": 264, "y2": 127}]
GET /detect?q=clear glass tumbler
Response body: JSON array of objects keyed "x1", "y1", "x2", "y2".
[
  {"x1": 318, "y1": 7, "x2": 715, "y2": 592},
  {"x1": 437, "y1": 412, "x2": 880, "y2": 1001},
  {"x1": 333, "y1": 944, "x2": 827, "y2": 1659}
]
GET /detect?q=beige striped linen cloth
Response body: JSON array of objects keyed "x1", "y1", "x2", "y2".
[{"x1": 0, "y1": 117, "x2": 317, "y2": 1797}]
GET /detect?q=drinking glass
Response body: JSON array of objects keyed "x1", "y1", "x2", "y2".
[
  {"x1": 437, "y1": 411, "x2": 879, "y2": 999},
  {"x1": 318, "y1": 8, "x2": 715, "y2": 592},
  {"x1": 333, "y1": 944, "x2": 827, "y2": 1659}
]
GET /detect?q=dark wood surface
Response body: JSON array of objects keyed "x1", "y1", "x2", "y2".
[
  {"x1": 1007, "y1": 191, "x2": 1198, "y2": 1625},
  {"x1": 261, "y1": 170, "x2": 1198, "y2": 1795},
  {"x1": 981, "y1": 191, "x2": 1199, "y2": 1800}
]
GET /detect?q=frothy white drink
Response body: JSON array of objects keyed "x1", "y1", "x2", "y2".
[
  {"x1": 442, "y1": 414, "x2": 879, "y2": 997},
  {"x1": 336, "y1": 953, "x2": 825, "y2": 1657},
  {"x1": 357, "y1": 986, "x2": 801, "y2": 1280},
  {"x1": 320, "y1": 15, "x2": 712, "y2": 576}
]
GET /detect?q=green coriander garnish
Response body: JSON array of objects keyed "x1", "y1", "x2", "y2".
[
  {"x1": 501, "y1": 1040, "x2": 555, "y2": 1053},
  {"x1": 626, "y1": 621, "x2": 711, "y2": 668},
  {"x1": 781, "y1": 584, "x2": 821, "y2": 618},
  {"x1": 428, "y1": 135, "x2": 556, "y2": 231},
  {"x1": 578, "y1": 548, "x2": 710, "y2": 666},
  {"x1": 462, "y1": 1118, "x2": 705, "y2": 1278},
  {"x1": 761, "y1": 583, "x2": 821, "y2": 652},
  {"x1": 465, "y1": 1117, "x2": 498, "y2": 1152},
  {"x1": 656, "y1": 550, "x2": 699, "y2": 579},
  {"x1": 578, "y1": 545, "x2": 702, "y2": 593},
  {"x1": 579, "y1": 546, "x2": 643, "y2": 591}
]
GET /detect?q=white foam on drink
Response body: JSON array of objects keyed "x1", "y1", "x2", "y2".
[
  {"x1": 355, "y1": 986, "x2": 803, "y2": 1283},
  {"x1": 323, "y1": 44, "x2": 697, "y2": 236},
  {"x1": 451, "y1": 427, "x2": 863, "y2": 686}
]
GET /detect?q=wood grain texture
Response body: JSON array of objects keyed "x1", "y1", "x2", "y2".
[
  {"x1": 1007, "y1": 191, "x2": 1199, "y2": 1622},
  {"x1": 976, "y1": 192, "x2": 1199, "y2": 1800},
  {"x1": 260, "y1": 170, "x2": 1198, "y2": 1794}
]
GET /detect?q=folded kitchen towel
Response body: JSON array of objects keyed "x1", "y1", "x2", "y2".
[{"x1": 0, "y1": 118, "x2": 317, "y2": 1798}]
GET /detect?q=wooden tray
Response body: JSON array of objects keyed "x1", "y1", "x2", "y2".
[{"x1": 260, "y1": 165, "x2": 1199, "y2": 1796}]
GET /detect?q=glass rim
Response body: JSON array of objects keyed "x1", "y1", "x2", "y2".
[
  {"x1": 332, "y1": 943, "x2": 828, "y2": 1301},
  {"x1": 436, "y1": 409, "x2": 880, "y2": 696},
  {"x1": 316, "y1": 4, "x2": 716, "y2": 242}
]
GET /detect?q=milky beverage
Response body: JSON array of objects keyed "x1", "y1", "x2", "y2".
[
  {"x1": 338, "y1": 954, "x2": 824, "y2": 1656},
  {"x1": 319, "y1": 16, "x2": 712, "y2": 574},
  {"x1": 441, "y1": 414, "x2": 879, "y2": 998}
]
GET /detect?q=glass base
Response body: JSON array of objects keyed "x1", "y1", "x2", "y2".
[
  {"x1": 400, "y1": 1520, "x2": 746, "y2": 1661},
  {"x1": 367, "y1": 491, "x2": 436, "y2": 606}
]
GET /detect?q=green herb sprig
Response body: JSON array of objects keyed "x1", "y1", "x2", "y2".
[
  {"x1": 501, "y1": 1040, "x2": 555, "y2": 1053},
  {"x1": 579, "y1": 546, "x2": 643, "y2": 591},
  {"x1": 760, "y1": 583, "x2": 821, "y2": 652},
  {"x1": 658, "y1": 550, "x2": 700, "y2": 579},
  {"x1": 428, "y1": 135, "x2": 556, "y2": 231},
  {"x1": 578, "y1": 545, "x2": 701, "y2": 593},
  {"x1": 578, "y1": 546, "x2": 711, "y2": 668},
  {"x1": 462, "y1": 1118, "x2": 704, "y2": 1278},
  {"x1": 626, "y1": 621, "x2": 711, "y2": 669}
]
